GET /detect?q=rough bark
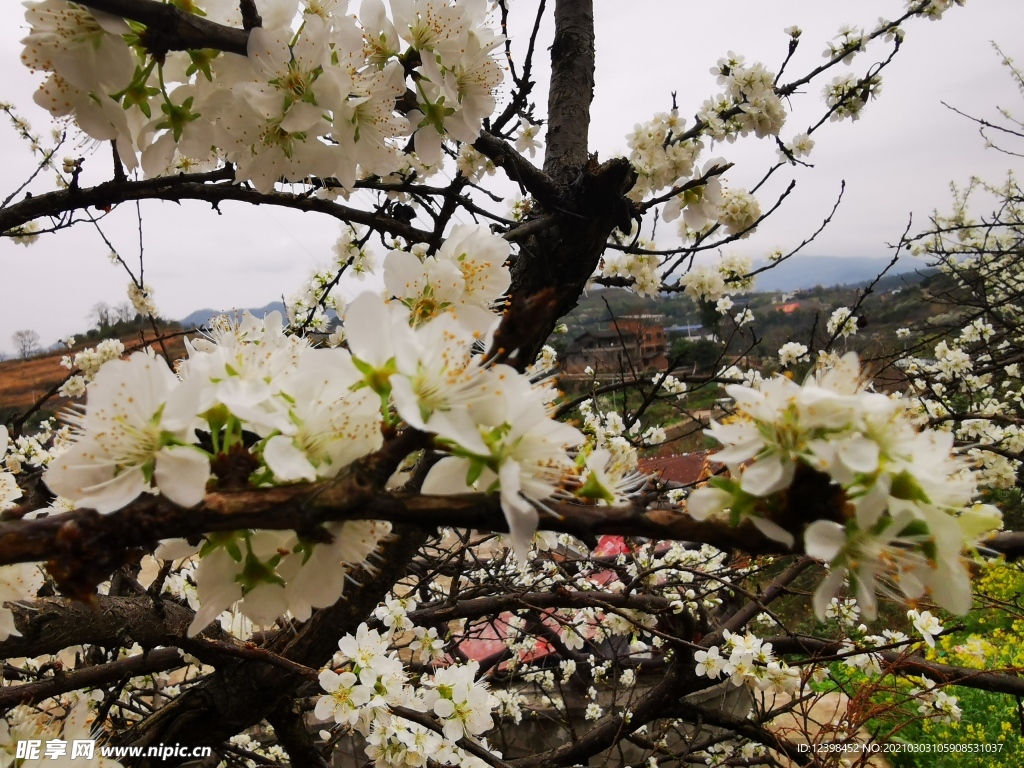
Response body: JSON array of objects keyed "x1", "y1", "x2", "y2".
[
  {"x1": 487, "y1": 0, "x2": 640, "y2": 370},
  {"x1": 543, "y1": 0, "x2": 596, "y2": 185},
  {"x1": 0, "y1": 596, "x2": 201, "y2": 660}
]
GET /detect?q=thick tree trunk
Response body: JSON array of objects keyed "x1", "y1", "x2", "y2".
[
  {"x1": 543, "y1": 0, "x2": 596, "y2": 184},
  {"x1": 496, "y1": 0, "x2": 636, "y2": 370}
]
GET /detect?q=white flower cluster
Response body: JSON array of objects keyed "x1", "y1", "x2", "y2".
[
  {"x1": 625, "y1": 109, "x2": 700, "y2": 202},
  {"x1": 127, "y1": 281, "x2": 157, "y2": 317},
  {"x1": 315, "y1": 622, "x2": 499, "y2": 768},
  {"x1": 692, "y1": 629, "x2": 800, "y2": 694},
  {"x1": 60, "y1": 338, "x2": 125, "y2": 379},
  {"x1": 0, "y1": 697, "x2": 124, "y2": 768},
  {"x1": 777, "y1": 132, "x2": 815, "y2": 164},
  {"x1": 21, "y1": 0, "x2": 505, "y2": 191},
  {"x1": 655, "y1": 374, "x2": 688, "y2": 400},
  {"x1": 715, "y1": 188, "x2": 762, "y2": 237},
  {"x1": 37, "y1": 225, "x2": 633, "y2": 629},
  {"x1": 703, "y1": 52, "x2": 786, "y2": 140},
  {"x1": 777, "y1": 341, "x2": 809, "y2": 367},
  {"x1": 687, "y1": 352, "x2": 1003, "y2": 619},
  {"x1": 824, "y1": 73, "x2": 883, "y2": 122},
  {"x1": 826, "y1": 306, "x2": 858, "y2": 338},
  {"x1": 0, "y1": 419, "x2": 70, "y2": 478},
  {"x1": 678, "y1": 253, "x2": 754, "y2": 304},
  {"x1": 600, "y1": 251, "x2": 661, "y2": 297}
]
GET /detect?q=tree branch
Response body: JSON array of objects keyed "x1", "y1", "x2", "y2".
[
  {"x1": 0, "y1": 171, "x2": 432, "y2": 245},
  {"x1": 0, "y1": 647, "x2": 183, "y2": 711},
  {"x1": 78, "y1": 0, "x2": 250, "y2": 57}
]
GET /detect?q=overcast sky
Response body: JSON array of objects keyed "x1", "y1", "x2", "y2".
[{"x1": 1, "y1": 0, "x2": 1022, "y2": 355}]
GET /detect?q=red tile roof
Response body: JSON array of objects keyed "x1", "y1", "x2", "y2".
[{"x1": 638, "y1": 452, "x2": 710, "y2": 485}]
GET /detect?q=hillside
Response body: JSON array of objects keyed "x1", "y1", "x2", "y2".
[
  {"x1": 747, "y1": 254, "x2": 925, "y2": 292},
  {"x1": 0, "y1": 324, "x2": 186, "y2": 427}
]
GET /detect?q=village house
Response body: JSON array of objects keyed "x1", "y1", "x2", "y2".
[{"x1": 563, "y1": 315, "x2": 668, "y2": 374}]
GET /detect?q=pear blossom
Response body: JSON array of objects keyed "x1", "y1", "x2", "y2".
[
  {"x1": 778, "y1": 342, "x2": 808, "y2": 367},
  {"x1": 423, "y1": 661, "x2": 496, "y2": 741},
  {"x1": 694, "y1": 646, "x2": 726, "y2": 679},
  {"x1": 410, "y1": 626, "x2": 446, "y2": 662},
  {"x1": 0, "y1": 563, "x2": 44, "y2": 641},
  {"x1": 315, "y1": 670, "x2": 373, "y2": 726},
  {"x1": 262, "y1": 349, "x2": 383, "y2": 482},
  {"x1": 422, "y1": 375, "x2": 584, "y2": 559},
  {"x1": 44, "y1": 352, "x2": 210, "y2": 513},
  {"x1": 907, "y1": 609, "x2": 943, "y2": 647}
]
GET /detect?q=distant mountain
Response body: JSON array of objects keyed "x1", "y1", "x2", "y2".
[
  {"x1": 749, "y1": 255, "x2": 927, "y2": 293},
  {"x1": 175, "y1": 257, "x2": 931, "y2": 327},
  {"x1": 180, "y1": 301, "x2": 286, "y2": 329}
]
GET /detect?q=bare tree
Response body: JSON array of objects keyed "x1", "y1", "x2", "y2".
[
  {"x1": 113, "y1": 301, "x2": 136, "y2": 323},
  {"x1": 90, "y1": 301, "x2": 112, "y2": 329},
  {"x1": 11, "y1": 329, "x2": 40, "y2": 359}
]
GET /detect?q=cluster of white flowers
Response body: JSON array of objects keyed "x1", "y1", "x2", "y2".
[
  {"x1": 21, "y1": 0, "x2": 505, "y2": 191},
  {"x1": 655, "y1": 374, "x2": 688, "y2": 400},
  {"x1": 0, "y1": 544, "x2": 43, "y2": 642},
  {"x1": 824, "y1": 596, "x2": 860, "y2": 627},
  {"x1": 703, "y1": 53, "x2": 787, "y2": 141},
  {"x1": 823, "y1": 24, "x2": 867, "y2": 64},
  {"x1": 826, "y1": 306, "x2": 859, "y2": 338},
  {"x1": 600, "y1": 251, "x2": 661, "y2": 297},
  {"x1": 127, "y1": 281, "x2": 157, "y2": 317},
  {"x1": 693, "y1": 629, "x2": 800, "y2": 694},
  {"x1": 0, "y1": 696, "x2": 124, "y2": 767},
  {"x1": 315, "y1": 622, "x2": 499, "y2": 768},
  {"x1": 60, "y1": 338, "x2": 125, "y2": 379},
  {"x1": 777, "y1": 132, "x2": 815, "y2": 164},
  {"x1": 911, "y1": 678, "x2": 962, "y2": 724},
  {"x1": 777, "y1": 341, "x2": 809, "y2": 367},
  {"x1": 0, "y1": 419, "x2": 71, "y2": 479},
  {"x1": 678, "y1": 253, "x2": 754, "y2": 305},
  {"x1": 824, "y1": 73, "x2": 883, "y2": 122},
  {"x1": 688, "y1": 352, "x2": 1002, "y2": 619},
  {"x1": 625, "y1": 109, "x2": 700, "y2": 202},
  {"x1": 35, "y1": 224, "x2": 640, "y2": 628}
]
